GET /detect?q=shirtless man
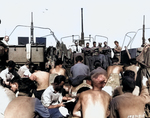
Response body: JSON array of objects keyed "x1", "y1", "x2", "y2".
[
  {"x1": 29, "y1": 71, "x2": 50, "y2": 100},
  {"x1": 105, "y1": 57, "x2": 123, "y2": 91},
  {"x1": 50, "y1": 59, "x2": 66, "y2": 76},
  {"x1": 4, "y1": 77, "x2": 50, "y2": 118},
  {"x1": 73, "y1": 67, "x2": 111, "y2": 118}
]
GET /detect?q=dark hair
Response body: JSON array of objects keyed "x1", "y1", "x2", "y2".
[
  {"x1": 84, "y1": 76, "x2": 91, "y2": 81},
  {"x1": 122, "y1": 76, "x2": 135, "y2": 93},
  {"x1": 54, "y1": 75, "x2": 66, "y2": 85},
  {"x1": 7, "y1": 60, "x2": 16, "y2": 68},
  {"x1": 77, "y1": 87, "x2": 90, "y2": 94},
  {"x1": 75, "y1": 55, "x2": 83, "y2": 62},
  {"x1": 10, "y1": 77, "x2": 37, "y2": 97},
  {"x1": 123, "y1": 70, "x2": 135, "y2": 79},
  {"x1": 55, "y1": 59, "x2": 63, "y2": 67},
  {"x1": 93, "y1": 41, "x2": 96, "y2": 44},
  {"x1": 94, "y1": 60, "x2": 102, "y2": 69},
  {"x1": 111, "y1": 57, "x2": 119, "y2": 63},
  {"x1": 29, "y1": 62, "x2": 34, "y2": 68},
  {"x1": 114, "y1": 41, "x2": 119, "y2": 44}
]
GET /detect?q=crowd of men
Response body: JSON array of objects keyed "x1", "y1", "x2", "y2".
[{"x1": 1, "y1": 36, "x2": 150, "y2": 118}]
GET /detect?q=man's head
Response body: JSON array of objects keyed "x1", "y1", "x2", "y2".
[
  {"x1": 98, "y1": 43, "x2": 102, "y2": 47},
  {"x1": 123, "y1": 70, "x2": 135, "y2": 79},
  {"x1": 122, "y1": 76, "x2": 135, "y2": 93},
  {"x1": 90, "y1": 67, "x2": 108, "y2": 89},
  {"x1": 114, "y1": 40, "x2": 119, "y2": 46},
  {"x1": 93, "y1": 41, "x2": 96, "y2": 47},
  {"x1": 10, "y1": 78, "x2": 20, "y2": 93},
  {"x1": 7, "y1": 60, "x2": 16, "y2": 72},
  {"x1": 104, "y1": 41, "x2": 107, "y2": 46},
  {"x1": 55, "y1": 59, "x2": 63, "y2": 67},
  {"x1": 4, "y1": 36, "x2": 9, "y2": 42},
  {"x1": 75, "y1": 55, "x2": 83, "y2": 63},
  {"x1": 29, "y1": 62, "x2": 34, "y2": 73},
  {"x1": 54, "y1": 75, "x2": 66, "y2": 92},
  {"x1": 86, "y1": 42, "x2": 89, "y2": 48},
  {"x1": 94, "y1": 60, "x2": 102, "y2": 69},
  {"x1": 10, "y1": 77, "x2": 37, "y2": 96},
  {"x1": 75, "y1": 40, "x2": 78, "y2": 46}
]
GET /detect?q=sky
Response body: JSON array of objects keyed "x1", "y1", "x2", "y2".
[{"x1": 1, "y1": 0, "x2": 150, "y2": 50}]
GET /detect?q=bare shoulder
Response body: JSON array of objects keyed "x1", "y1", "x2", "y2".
[
  {"x1": 50, "y1": 68, "x2": 54, "y2": 73},
  {"x1": 79, "y1": 89, "x2": 93, "y2": 98}
]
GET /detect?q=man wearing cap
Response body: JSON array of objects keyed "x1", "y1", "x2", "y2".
[
  {"x1": 110, "y1": 76, "x2": 150, "y2": 118},
  {"x1": 73, "y1": 67, "x2": 111, "y2": 118}
]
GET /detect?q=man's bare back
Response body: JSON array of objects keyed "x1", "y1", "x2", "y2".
[
  {"x1": 73, "y1": 67, "x2": 111, "y2": 118},
  {"x1": 50, "y1": 67, "x2": 66, "y2": 76},
  {"x1": 79, "y1": 90, "x2": 111, "y2": 118},
  {"x1": 107, "y1": 65, "x2": 123, "y2": 78},
  {"x1": 30, "y1": 71, "x2": 50, "y2": 90}
]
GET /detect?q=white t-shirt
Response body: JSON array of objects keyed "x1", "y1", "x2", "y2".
[{"x1": 41, "y1": 85, "x2": 62, "y2": 107}]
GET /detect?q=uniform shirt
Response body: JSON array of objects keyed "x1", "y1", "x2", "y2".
[
  {"x1": 114, "y1": 46, "x2": 122, "y2": 55},
  {"x1": 41, "y1": 85, "x2": 63, "y2": 107},
  {"x1": 82, "y1": 47, "x2": 91, "y2": 56}
]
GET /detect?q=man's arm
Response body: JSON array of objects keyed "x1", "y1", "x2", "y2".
[
  {"x1": 73, "y1": 95, "x2": 82, "y2": 117},
  {"x1": 114, "y1": 47, "x2": 121, "y2": 52},
  {"x1": 140, "y1": 76, "x2": 150, "y2": 103},
  {"x1": 48, "y1": 103, "x2": 64, "y2": 109},
  {"x1": 109, "y1": 100, "x2": 118, "y2": 118}
]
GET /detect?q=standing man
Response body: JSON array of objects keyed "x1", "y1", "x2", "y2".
[
  {"x1": 50, "y1": 59, "x2": 66, "y2": 76},
  {"x1": 103, "y1": 41, "x2": 112, "y2": 67},
  {"x1": 98, "y1": 42, "x2": 103, "y2": 54},
  {"x1": 73, "y1": 67, "x2": 111, "y2": 118},
  {"x1": 103, "y1": 41, "x2": 111, "y2": 55},
  {"x1": 71, "y1": 40, "x2": 82, "y2": 53},
  {"x1": 113, "y1": 40, "x2": 122, "y2": 64},
  {"x1": 91, "y1": 41, "x2": 99, "y2": 56},
  {"x1": 82, "y1": 42, "x2": 91, "y2": 66}
]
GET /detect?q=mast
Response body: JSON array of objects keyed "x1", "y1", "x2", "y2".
[
  {"x1": 80, "y1": 8, "x2": 84, "y2": 45},
  {"x1": 30, "y1": 12, "x2": 34, "y2": 44},
  {"x1": 142, "y1": 15, "x2": 145, "y2": 47}
]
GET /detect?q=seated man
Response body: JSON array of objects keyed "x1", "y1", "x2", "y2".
[
  {"x1": 110, "y1": 76, "x2": 150, "y2": 118},
  {"x1": 17, "y1": 61, "x2": 34, "y2": 78},
  {"x1": 0, "y1": 79, "x2": 15, "y2": 118},
  {"x1": 50, "y1": 59, "x2": 66, "y2": 76},
  {"x1": 0, "y1": 60, "x2": 20, "y2": 86},
  {"x1": 41, "y1": 75, "x2": 72, "y2": 118},
  {"x1": 5, "y1": 77, "x2": 50, "y2": 118},
  {"x1": 69, "y1": 55, "x2": 90, "y2": 87},
  {"x1": 29, "y1": 70, "x2": 50, "y2": 100},
  {"x1": 73, "y1": 67, "x2": 111, "y2": 118}
]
